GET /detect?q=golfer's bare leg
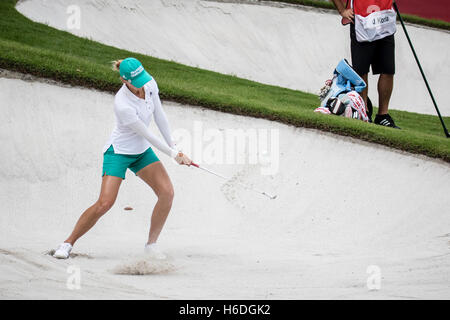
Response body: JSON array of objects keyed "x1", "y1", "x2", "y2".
[
  {"x1": 137, "y1": 161, "x2": 174, "y2": 245},
  {"x1": 378, "y1": 73, "x2": 394, "y2": 115},
  {"x1": 65, "y1": 175, "x2": 122, "y2": 245},
  {"x1": 361, "y1": 73, "x2": 369, "y2": 112}
]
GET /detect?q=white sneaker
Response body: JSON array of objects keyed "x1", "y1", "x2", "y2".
[
  {"x1": 144, "y1": 243, "x2": 167, "y2": 260},
  {"x1": 53, "y1": 242, "x2": 72, "y2": 259}
]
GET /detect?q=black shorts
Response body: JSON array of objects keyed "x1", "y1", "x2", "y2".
[{"x1": 350, "y1": 24, "x2": 395, "y2": 76}]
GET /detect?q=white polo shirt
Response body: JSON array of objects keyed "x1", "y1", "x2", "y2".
[{"x1": 103, "y1": 78, "x2": 175, "y2": 155}]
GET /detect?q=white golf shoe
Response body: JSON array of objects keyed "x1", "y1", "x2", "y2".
[
  {"x1": 144, "y1": 243, "x2": 167, "y2": 260},
  {"x1": 53, "y1": 242, "x2": 72, "y2": 259}
]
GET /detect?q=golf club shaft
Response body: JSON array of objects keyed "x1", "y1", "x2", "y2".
[
  {"x1": 394, "y1": 2, "x2": 450, "y2": 138},
  {"x1": 191, "y1": 162, "x2": 276, "y2": 199}
]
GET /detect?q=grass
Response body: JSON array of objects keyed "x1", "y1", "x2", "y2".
[
  {"x1": 1, "y1": 0, "x2": 449, "y2": 161},
  {"x1": 268, "y1": 0, "x2": 450, "y2": 31}
]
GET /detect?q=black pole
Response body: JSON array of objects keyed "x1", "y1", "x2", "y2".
[{"x1": 393, "y1": 2, "x2": 450, "y2": 138}]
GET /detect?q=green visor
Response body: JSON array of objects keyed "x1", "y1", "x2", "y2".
[{"x1": 120, "y1": 57, "x2": 152, "y2": 88}]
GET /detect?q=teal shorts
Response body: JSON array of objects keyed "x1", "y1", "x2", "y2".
[{"x1": 102, "y1": 145, "x2": 160, "y2": 179}]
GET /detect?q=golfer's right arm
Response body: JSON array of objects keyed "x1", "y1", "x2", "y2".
[
  {"x1": 128, "y1": 120, "x2": 178, "y2": 158},
  {"x1": 115, "y1": 102, "x2": 191, "y2": 164},
  {"x1": 128, "y1": 120, "x2": 192, "y2": 165}
]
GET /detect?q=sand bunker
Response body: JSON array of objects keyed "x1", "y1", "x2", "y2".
[{"x1": 1, "y1": 75, "x2": 449, "y2": 299}]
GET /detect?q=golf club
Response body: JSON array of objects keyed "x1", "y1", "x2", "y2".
[{"x1": 191, "y1": 162, "x2": 277, "y2": 200}]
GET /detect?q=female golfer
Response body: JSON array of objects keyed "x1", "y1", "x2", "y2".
[{"x1": 53, "y1": 57, "x2": 191, "y2": 259}]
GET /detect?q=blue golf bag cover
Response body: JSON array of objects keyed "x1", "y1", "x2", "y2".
[{"x1": 319, "y1": 59, "x2": 367, "y2": 108}]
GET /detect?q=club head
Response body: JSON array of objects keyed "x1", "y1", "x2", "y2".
[{"x1": 263, "y1": 193, "x2": 277, "y2": 200}]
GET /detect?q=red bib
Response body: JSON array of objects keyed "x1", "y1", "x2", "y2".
[{"x1": 348, "y1": 0, "x2": 397, "y2": 42}]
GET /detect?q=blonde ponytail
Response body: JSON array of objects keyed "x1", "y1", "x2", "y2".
[{"x1": 112, "y1": 59, "x2": 123, "y2": 72}]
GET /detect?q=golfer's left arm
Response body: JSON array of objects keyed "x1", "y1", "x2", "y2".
[{"x1": 152, "y1": 85, "x2": 175, "y2": 149}]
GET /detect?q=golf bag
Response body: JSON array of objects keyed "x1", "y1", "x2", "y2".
[{"x1": 315, "y1": 59, "x2": 369, "y2": 122}]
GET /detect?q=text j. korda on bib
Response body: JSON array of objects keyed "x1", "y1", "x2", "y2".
[{"x1": 353, "y1": 0, "x2": 397, "y2": 42}]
